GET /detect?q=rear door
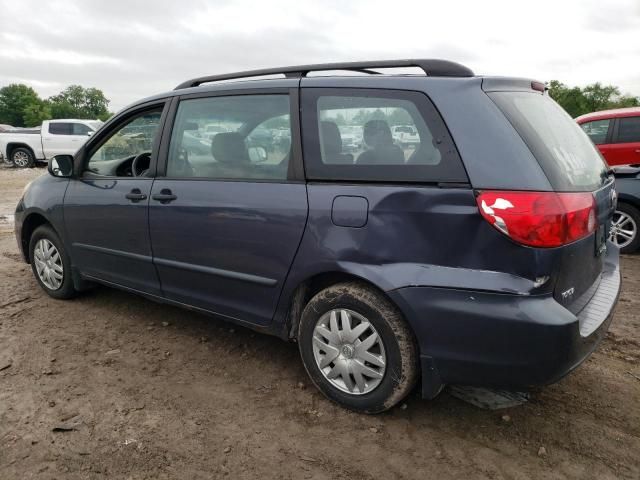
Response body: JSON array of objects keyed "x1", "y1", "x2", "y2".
[
  {"x1": 605, "y1": 116, "x2": 640, "y2": 166},
  {"x1": 149, "y1": 89, "x2": 308, "y2": 326}
]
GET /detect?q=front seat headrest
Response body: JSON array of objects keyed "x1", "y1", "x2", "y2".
[
  {"x1": 211, "y1": 132, "x2": 250, "y2": 165},
  {"x1": 320, "y1": 121, "x2": 343, "y2": 155}
]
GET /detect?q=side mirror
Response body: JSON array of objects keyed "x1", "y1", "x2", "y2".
[
  {"x1": 87, "y1": 131, "x2": 94, "y2": 137},
  {"x1": 248, "y1": 146, "x2": 267, "y2": 163},
  {"x1": 48, "y1": 155, "x2": 74, "y2": 178}
]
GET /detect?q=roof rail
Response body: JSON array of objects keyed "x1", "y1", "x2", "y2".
[{"x1": 174, "y1": 59, "x2": 474, "y2": 90}]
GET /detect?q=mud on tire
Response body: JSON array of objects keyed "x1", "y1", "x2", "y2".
[{"x1": 298, "y1": 281, "x2": 418, "y2": 414}]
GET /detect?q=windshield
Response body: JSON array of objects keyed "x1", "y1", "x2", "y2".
[{"x1": 489, "y1": 92, "x2": 607, "y2": 192}]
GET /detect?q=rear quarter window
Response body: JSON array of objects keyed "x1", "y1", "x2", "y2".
[
  {"x1": 489, "y1": 92, "x2": 607, "y2": 192},
  {"x1": 616, "y1": 116, "x2": 640, "y2": 143},
  {"x1": 301, "y1": 88, "x2": 467, "y2": 183}
]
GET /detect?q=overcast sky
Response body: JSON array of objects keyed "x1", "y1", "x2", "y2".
[{"x1": 1, "y1": 0, "x2": 639, "y2": 112}]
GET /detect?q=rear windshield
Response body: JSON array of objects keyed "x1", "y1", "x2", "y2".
[{"x1": 489, "y1": 92, "x2": 608, "y2": 192}]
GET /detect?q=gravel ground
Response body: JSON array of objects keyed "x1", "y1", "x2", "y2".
[{"x1": 0, "y1": 165, "x2": 639, "y2": 479}]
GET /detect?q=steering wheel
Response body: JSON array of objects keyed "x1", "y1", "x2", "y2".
[{"x1": 131, "y1": 152, "x2": 151, "y2": 177}]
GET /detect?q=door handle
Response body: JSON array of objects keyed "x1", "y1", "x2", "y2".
[
  {"x1": 152, "y1": 189, "x2": 177, "y2": 204},
  {"x1": 125, "y1": 188, "x2": 147, "y2": 202},
  {"x1": 635, "y1": 149, "x2": 640, "y2": 153}
]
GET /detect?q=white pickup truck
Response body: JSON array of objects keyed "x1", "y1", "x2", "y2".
[{"x1": 0, "y1": 119, "x2": 103, "y2": 167}]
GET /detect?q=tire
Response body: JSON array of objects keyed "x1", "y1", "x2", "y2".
[
  {"x1": 298, "y1": 282, "x2": 418, "y2": 414},
  {"x1": 11, "y1": 147, "x2": 35, "y2": 168},
  {"x1": 29, "y1": 225, "x2": 77, "y2": 299},
  {"x1": 610, "y1": 203, "x2": 640, "y2": 254}
]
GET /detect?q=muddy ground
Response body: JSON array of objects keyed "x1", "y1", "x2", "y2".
[{"x1": 0, "y1": 165, "x2": 639, "y2": 480}]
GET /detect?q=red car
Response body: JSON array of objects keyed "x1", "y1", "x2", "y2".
[{"x1": 576, "y1": 107, "x2": 640, "y2": 166}]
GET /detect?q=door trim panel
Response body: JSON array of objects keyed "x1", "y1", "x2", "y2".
[
  {"x1": 153, "y1": 257, "x2": 278, "y2": 286},
  {"x1": 72, "y1": 242, "x2": 153, "y2": 263}
]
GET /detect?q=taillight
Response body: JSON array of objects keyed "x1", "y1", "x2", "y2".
[{"x1": 476, "y1": 191, "x2": 597, "y2": 248}]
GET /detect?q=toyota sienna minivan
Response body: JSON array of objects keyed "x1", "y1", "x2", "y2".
[{"x1": 15, "y1": 60, "x2": 620, "y2": 413}]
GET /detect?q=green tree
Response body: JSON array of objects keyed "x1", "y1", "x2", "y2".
[
  {"x1": 548, "y1": 80, "x2": 586, "y2": 118},
  {"x1": 24, "y1": 101, "x2": 52, "y2": 127},
  {"x1": 0, "y1": 84, "x2": 51, "y2": 127},
  {"x1": 48, "y1": 85, "x2": 111, "y2": 120},
  {"x1": 581, "y1": 83, "x2": 620, "y2": 113},
  {"x1": 548, "y1": 80, "x2": 640, "y2": 118}
]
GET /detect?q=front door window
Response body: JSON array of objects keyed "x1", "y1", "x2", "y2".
[{"x1": 85, "y1": 110, "x2": 162, "y2": 177}]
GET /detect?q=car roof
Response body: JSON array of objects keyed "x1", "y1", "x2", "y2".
[
  {"x1": 48, "y1": 118, "x2": 101, "y2": 123},
  {"x1": 575, "y1": 106, "x2": 640, "y2": 123}
]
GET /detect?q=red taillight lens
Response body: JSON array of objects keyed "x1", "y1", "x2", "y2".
[{"x1": 476, "y1": 191, "x2": 597, "y2": 247}]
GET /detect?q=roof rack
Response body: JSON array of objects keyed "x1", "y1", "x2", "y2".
[{"x1": 174, "y1": 59, "x2": 474, "y2": 90}]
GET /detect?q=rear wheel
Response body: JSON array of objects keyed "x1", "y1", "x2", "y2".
[
  {"x1": 11, "y1": 147, "x2": 35, "y2": 168},
  {"x1": 29, "y1": 225, "x2": 76, "y2": 299},
  {"x1": 609, "y1": 203, "x2": 640, "y2": 254},
  {"x1": 2, "y1": 152, "x2": 14, "y2": 166},
  {"x1": 298, "y1": 282, "x2": 418, "y2": 413}
]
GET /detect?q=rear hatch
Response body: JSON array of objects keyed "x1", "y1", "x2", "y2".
[{"x1": 485, "y1": 88, "x2": 616, "y2": 313}]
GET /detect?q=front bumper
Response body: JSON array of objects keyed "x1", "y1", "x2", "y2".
[
  {"x1": 14, "y1": 199, "x2": 26, "y2": 261},
  {"x1": 388, "y1": 246, "x2": 621, "y2": 398}
]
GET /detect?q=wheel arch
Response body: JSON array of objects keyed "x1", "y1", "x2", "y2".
[
  {"x1": 20, "y1": 212, "x2": 59, "y2": 263},
  {"x1": 7, "y1": 142, "x2": 36, "y2": 160},
  {"x1": 617, "y1": 194, "x2": 640, "y2": 211},
  {"x1": 281, "y1": 270, "x2": 409, "y2": 341}
]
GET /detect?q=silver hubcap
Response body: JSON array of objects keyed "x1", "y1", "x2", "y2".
[
  {"x1": 13, "y1": 151, "x2": 29, "y2": 167},
  {"x1": 34, "y1": 239, "x2": 63, "y2": 290},
  {"x1": 312, "y1": 308, "x2": 386, "y2": 395},
  {"x1": 609, "y1": 211, "x2": 637, "y2": 249}
]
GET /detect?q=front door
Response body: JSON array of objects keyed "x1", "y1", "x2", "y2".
[
  {"x1": 63, "y1": 104, "x2": 167, "y2": 295},
  {"x1": 149, "y1": 92, "x2": 308, "y2": 326}
]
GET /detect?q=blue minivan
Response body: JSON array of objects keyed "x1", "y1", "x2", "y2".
[{"x1": 15, "y1": 60, "x2": 620, "y2": 413}]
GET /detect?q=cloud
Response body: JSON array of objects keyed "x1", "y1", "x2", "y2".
[{"x1": 0, "y1": 0, "x2": 638, "y2": 111}]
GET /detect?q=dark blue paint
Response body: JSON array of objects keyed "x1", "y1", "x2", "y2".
[
  {"x1": 148, "y1": 179, "x2": 308, "y2": 325},
  {"x1": 64, "y1": 177, "x2": 161, "y2": 295},
  {"x1": 14, "y1": 74, "x2": 622, "y2": 398},
  {"x1": 331, "y1": 196, "x2": 368, "y2": 228}
]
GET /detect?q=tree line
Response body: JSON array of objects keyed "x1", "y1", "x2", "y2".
[
  {"x1": 0, "y1": 84, "x2": 112, "y2": 128},
  {"x1": 548, "y1": 80, "x2": 639, "y2": 118},
  {"x1": 0, "y1": 79, "x2": 638, "y2": 128}
]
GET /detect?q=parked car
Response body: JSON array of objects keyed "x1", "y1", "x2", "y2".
[
  {"x1": 391, "y1": 124, "x2": 420, "y2": 147},
  {"x1": 203, "y1": 124, "x2": 228, "y2": 140},
  {"x1": 576, "y1": 107, "x2": 640, "y2": 166},
  {"x1": 611, "y1": 164, "x2": 640, "y2": 253},
  {"x1": 0, "y1": 119, "x2": 103, "y2": 167},
  {"x1": 338, "y1": 125, "x2": 363, "y2": 152},
  {"x1": 15, "y1": 60, "x2": 620, "y2": 413}
]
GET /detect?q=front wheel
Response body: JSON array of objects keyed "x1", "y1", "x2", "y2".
[
  {"x1": 11, "y1": 147, "x2": 35, "y2": 168},
  {"x1": 609, "y1": 203, "x2": 640, "y2": 254},
  {"x1": 29, "y1": 225, "x2": 77, "y2": 299},
  {"x1": 298, "y1": 282, "x2": 418, "y2": 414}
]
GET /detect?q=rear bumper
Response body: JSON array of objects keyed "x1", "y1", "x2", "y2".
[{"x1": 388, "y1": 245, "x2": 620, "y2": 398}]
